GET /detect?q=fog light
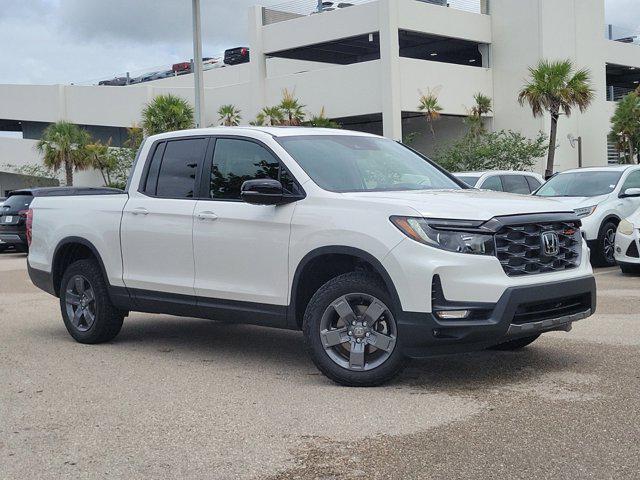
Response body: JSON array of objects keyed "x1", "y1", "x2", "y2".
[{"x1": 435, "y1": 310, "x2": 471, "y2": 320}]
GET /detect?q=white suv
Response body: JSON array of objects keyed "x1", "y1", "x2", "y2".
[
  {"x1": 26, "y1": 128, "x2": 596, "y2": 386},
  {"x1": 534, "y1": 166, "x2": 640, "y2": 266},
  {"x1": 455, "y1": 171, "x2": 545, "y2": 194}
]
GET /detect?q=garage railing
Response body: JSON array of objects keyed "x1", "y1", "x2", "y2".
[{"x1": 263, "y1": 0, "x2": 489, "y2": 26}]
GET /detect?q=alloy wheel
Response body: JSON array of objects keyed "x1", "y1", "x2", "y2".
[
  {"x1": 65, "y1": 275, "x2": 97, "y2": 332},
  {"x1": 319, "y1": 293, "x2": 397, "y2": 371},
  {"x1": 603, "y1": 227, "x2": 616, "y2": 264}
]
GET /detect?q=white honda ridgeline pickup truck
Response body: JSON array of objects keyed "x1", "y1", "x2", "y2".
[{"x1": 27, "y1": 127, "x2": 596, "y2": 386}]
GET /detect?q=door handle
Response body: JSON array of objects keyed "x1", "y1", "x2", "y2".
[
  {"x1": 131, "y1": 207, "x2": 149, "y2": 216},
  {"x1": 197, "y1": 211, "x2": 218, "y2": 221}
]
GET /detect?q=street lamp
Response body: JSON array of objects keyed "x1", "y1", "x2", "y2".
[{"x1": 192, "y1": 0, "x2": 206, "y2": 128}]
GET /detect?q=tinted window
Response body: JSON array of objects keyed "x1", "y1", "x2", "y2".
[
  {"x1": 156, "y1": 139, "x2": 207, "y2": 198},
  {"x1": 525, "y1": 176, "x2": 542, "y2": 192},
  {"x1": 501, "y1": 175, "x2": 530, "y2": 194},
  {"x1": 621, "y1": 170, "x2": 640, "y2": 191},
  {"x1": 277, "y1": 135, "x2": 460, "y2": 193},
  {"x1": 210, "y1": 138, "x2": 294, "y2": 200},
  {"x1": 142, "y1": 142, "x2": 165, "y2": 195},
  {"x1": 481, "y1": 176, "x2": 503, "y2": 192},
  {"x1": 456, "y1": 175, "x2": 481, "y2": 187},
  {"x1": 536, "y1": 171, "x2": 623, "y2": 197},
  {"x1": 2, "y1": 194, "x2": 33, "y2": 213}
]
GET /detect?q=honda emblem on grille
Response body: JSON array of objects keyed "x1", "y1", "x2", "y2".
[{"x1": 541, "y1": 231, "x2": 560, "y2": 256}]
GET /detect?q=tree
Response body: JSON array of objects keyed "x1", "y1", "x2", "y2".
[
  {"x1": 417, "y1": 89, "x2": 443, "y2": 137},
  {"x1": 253, "y1": 106, "x2": 285, "y2": 126},
  {"x1": 466, "y1": 92, "x2": 492, "y2": 137},
  {"x1": 86, "y1": 139, "x2": 115, "y2": 186},
  {"x1": 306, "y1": 107, "x2": 341, "y2": 128},
  {"x1": 35, "y1": 121, "x2": 91, "y2": 186},
  {"x1": 218, "y1": 104, "x2": 242, "y2": 126},
  {"x1": 279, "y1": 89, "x2": 306, "y2": 126},
  {"x1": 518, "y1": 59, "x2": 594, "y2": 178},
  {"x1": 609, "y1": 87, "x2": 640, "y2": 164},
  {"x1": 435, "y1": 130, "x2": 549, "y2": 173},
  {"x1": 141, "y1": 94, "x2": 194, "y2": 136}
]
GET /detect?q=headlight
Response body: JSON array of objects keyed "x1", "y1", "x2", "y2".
[
  {"x1": 390, "y1": 216, "x2": 494, "y2": 255},
  {"x1": 618, "y1": 219, "x2": 635, "y2": 236},
  {"x1": 574, "y1": 205, "x2": 597, "y2": 218}
]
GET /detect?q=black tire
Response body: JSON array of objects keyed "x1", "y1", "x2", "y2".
[
  {"x1": 489, "y1": 334, "x2": 541, "y2": 351},
  {"x1": 593, "y1": 220, "x2": 618, "y2": 267},
  {"x1": 303, "y1": 271, "x2": 408, "y2": 387},
  {"x1": 620, "y1": 262, "x2": 640, "y2": 275},
  {"x1": 59, "y1": 259, "x2": 124, "y2": 344}
]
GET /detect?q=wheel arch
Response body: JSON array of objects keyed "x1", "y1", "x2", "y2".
[
  {"x1": 51, "y1": 237, "x2": 110, "y2": 297},
  {"x1": 289, "y1": 246, "x2": 401, "y2": 329}
]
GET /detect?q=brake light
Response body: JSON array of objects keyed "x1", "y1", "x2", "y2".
[
  {"x1": 241, "y1": 48, "x2": 248, "y2": 56},
  {"x1": 25, "y1": 209, "x2": 33, "y2": 247}
]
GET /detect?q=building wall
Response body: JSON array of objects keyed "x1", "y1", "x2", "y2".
[{"x1": 0, "y1": 0, "x2": 636, "y2": 185}]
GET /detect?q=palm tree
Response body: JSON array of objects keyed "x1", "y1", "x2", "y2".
[
  {"x1": 254, "y1": 106, "x2": 285, "y2": 127},
  {"x1": 218, "y1": 104, "x2": 242, "y2": 126},
  {"x1": 518, "y1": 59, "x2": 594, "y2": 178},
  {"x1": 279, "y1": 89, "x2": 306, "y2": 126},
  {"x1": 609, "y1": 88, "x2": 640, "y2": 164},
  {"x1": 35, "y1": 121, "x2": 91, "y2": 186},
  {"x1": 306, "y1": 107, "x2": 341, "y2": 128},
  {"x1": 417, "y1": 89, "x2": 443, "y2": 137},
  {"x1": 467, "y1": 92, "x2": 492, "y2": 136},
  {"x1": 141, "y1": 94, "x2": 194, "y2": 136}
]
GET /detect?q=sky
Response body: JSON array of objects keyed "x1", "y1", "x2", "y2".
[{"x1": 0, "y1": 0, "x2": 639, "y2": 85}]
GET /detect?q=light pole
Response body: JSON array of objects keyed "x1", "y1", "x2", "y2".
[{"x1": 192, "y1": 0, "x2": 206, "y2": 128}]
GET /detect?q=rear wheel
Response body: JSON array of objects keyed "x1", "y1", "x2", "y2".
[
  {"x1": 489, "y1": 334, "x2": 541, "y2": 351},
  {"x1": 60, "y1": 259, "x2": 124, "y2": 344},
  {"x1": 303, "y1": 272, "x2": 407, "y2": 387},
  {"x1": 593, "y1": 221, "x2": 618, "y2": 267}
]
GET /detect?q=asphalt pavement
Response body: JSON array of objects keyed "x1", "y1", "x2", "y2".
[{"x1": 1, "y1": 253, "x2": 638, "y2": 479}]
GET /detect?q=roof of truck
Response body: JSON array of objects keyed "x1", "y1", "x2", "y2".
[{"x1": 147, "y1": 126, "x2": 378, "y2": 142}]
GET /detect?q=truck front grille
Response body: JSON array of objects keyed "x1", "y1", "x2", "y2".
[{"x1": 495, "y1": 221, "x2": 582, "y2": 277}]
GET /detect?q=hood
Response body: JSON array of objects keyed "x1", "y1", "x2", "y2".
[
  {"x1": 537, "y1": 194, "x2": 610, "y2": 209},
  {"x1": 341, "y1": 189, "x2": 573, "y2": 221}
]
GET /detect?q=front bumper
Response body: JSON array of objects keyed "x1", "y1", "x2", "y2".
[
  {"x1": 614, "y1": 229, "x2": 640, "y2": 265},
  {"x1": 398, "y1": 275, "x2": 596, "y2": 358}
]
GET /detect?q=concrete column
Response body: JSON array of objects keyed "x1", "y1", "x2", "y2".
[
  {"x1": 379, "y1": 0, "x2": 402, "y2": 140},
  {"x1": 248, "y1": 6, "x2": 267, "y2": 122},
  {"x1": 57, "y1": 84, "x2": 68, "y2": 121}
]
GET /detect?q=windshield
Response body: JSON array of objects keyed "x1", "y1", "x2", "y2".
[
  {"x1": 535, "y1": 171, "x2": 622, "y2": 197},
  {"x1": 455, "y1": 175, "x2": 481, "y2": 187},
  {"x1": 276, "y1": 135, "x2": 462, "y2": 193}
]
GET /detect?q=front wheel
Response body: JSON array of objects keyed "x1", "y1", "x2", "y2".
[
  {"x1": 489, "y1": 334, "x2": 541, "y2": 351},
  {"x1": 593, "y1": 221, "x2": 618, "y2": 267},
  {"x1": 60, "y1": 259, "x2": 125, "y2": 344},
  {"x1": 303, "y1": 272, "x2": 407, "y2": 387}
]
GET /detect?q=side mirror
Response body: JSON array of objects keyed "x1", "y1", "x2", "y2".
[
  {"x1": 240, "y1": 179, "x2": 287, "y2": 205},
  {"x1": 620, "y1": 187, "x2": 640, "y2": 198}
]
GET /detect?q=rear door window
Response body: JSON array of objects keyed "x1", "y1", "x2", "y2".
[
  {"x1": 501, "y1": 175, "x2": 530, "y2": 194},
  {"x1": 155, "y1": 138, "x2": 208, "y2": 199}
]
